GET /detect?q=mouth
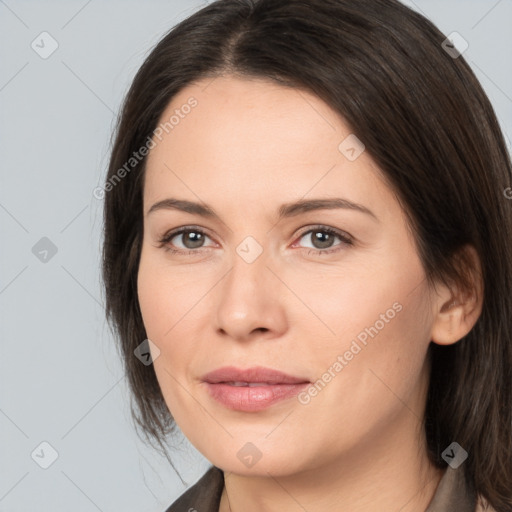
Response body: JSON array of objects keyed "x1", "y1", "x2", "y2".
[
  {"x1": 202, "y1": 366, "x2": 309, "y2": 385},
  {"x1": 222, "y1": 381, "x2": 289, "y2": 387},
  {"x1": 201, "y1": 366, "x2": 310, "y2": 412}
]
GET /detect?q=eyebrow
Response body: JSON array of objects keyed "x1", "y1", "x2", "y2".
[{"x1": 146, "y1": 197, "x2": 378, "y2": 222}]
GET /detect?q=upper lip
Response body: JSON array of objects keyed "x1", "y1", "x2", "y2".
[{"x1": 202, "y1": 366, "x2": 310, "y2": 385}]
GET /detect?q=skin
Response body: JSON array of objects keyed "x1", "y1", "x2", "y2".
[{"x1": 137, "y1": 75, "x2": 483, "y2": 512}]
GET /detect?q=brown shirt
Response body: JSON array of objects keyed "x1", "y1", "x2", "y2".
[{"x1": 165, "y1": 465, "x2": 491, "y2": 512}]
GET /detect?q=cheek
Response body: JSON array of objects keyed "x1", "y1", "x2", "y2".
[
  {"x1": 298, "y1": 255, "x2": 432, "y2": 394},
  {"x1": 137, "y1": 249, "x2": 200, "y2": 338},
  {"x1": 137, "y1": 255, "x2": 165, "y2": 338},
  {"x1": 136, "y1": 257, "x2": 195, "y2": 416},
  {"x1": 136, "y1": 250, "x2": 212, "y2": 375},
  {"x1": 315, "y1": 284, "x2": 432, "y2": 423},
  {"x1": 285, "y1": 264, "x2": 406, "y2": 356},
  {"x1": 137, "y1": 255, "x2": 185, "y2": 386}
]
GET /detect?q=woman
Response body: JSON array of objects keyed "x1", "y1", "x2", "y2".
[{"x1": 101, "y1": 0, "x2": 512, "y2": 510}]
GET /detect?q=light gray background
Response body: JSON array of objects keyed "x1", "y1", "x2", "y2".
[{"x1": 1, "y1": 1, "x2": 511, "y2": 511}]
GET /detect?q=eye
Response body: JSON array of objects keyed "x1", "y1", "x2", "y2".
[
  {"x1": 293, "y1": 225, "x2": 353, "y2": 255},
  {"x1": 156, "y1": 224, "x2": 354, "y2": 256},
  {"x1": 156, "y1": 226, "x2": 215, "y2": 254}
]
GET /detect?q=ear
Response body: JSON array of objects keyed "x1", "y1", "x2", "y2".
[{"x1": 430, "y1": 245, "x2": 484, "y2": 346}]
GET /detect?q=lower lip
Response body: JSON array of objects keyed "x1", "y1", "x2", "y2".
[{"x1": 204, "y1": 382, "x2": 310, "y2": 412}]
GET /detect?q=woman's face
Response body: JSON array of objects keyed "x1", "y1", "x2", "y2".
[{"x1": 137, "y1": 75, "x2": 438, "y2": 476}]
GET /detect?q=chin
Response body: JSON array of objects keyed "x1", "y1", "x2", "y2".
[{"x1": 204, "y1": 443, "x2": 312, "y2": 477}]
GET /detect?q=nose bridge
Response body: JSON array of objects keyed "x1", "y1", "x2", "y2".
[{"x1": 214, "y1": 234, "x2": 286, "y2": 339}]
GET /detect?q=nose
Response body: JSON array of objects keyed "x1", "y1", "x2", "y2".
[{"x1": 214, "y1": 241, "x2": 288, "y2": 342}]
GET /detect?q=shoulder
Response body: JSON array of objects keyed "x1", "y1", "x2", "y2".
[{"x1": 164, "y1": 465, "x2": 224, "y2": 512}]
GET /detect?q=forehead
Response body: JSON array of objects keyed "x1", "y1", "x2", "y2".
[
  {"x1": 150, "y1": 75, "x2": 345, "y2": 163},
  {"x1": 143, "y1": 75, "x2": 395, "y2": 221}
]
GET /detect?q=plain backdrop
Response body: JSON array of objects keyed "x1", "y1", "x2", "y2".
[{"x1": 1, "y1": 1, "x2": 511, "y2": 511}]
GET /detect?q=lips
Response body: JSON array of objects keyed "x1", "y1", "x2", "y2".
[
  {"x1": 201, "y1": 366, "x2": 310, "y2": 412},
  {"x1": 202, "y1": 366, "x2": 309, "y2": 385}
]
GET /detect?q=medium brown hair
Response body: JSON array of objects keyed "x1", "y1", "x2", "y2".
[{"x1": 101, "y1": 0, "x2": 512, "y2": 508}]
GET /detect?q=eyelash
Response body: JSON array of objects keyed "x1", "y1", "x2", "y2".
[{"x1": 156, "y1": 225, "x2": 354, "y2": 257}]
